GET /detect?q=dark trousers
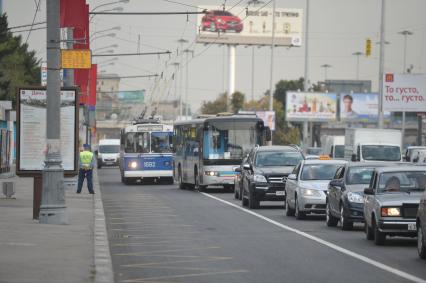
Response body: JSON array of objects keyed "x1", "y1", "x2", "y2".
[{"x1": 77, "y1": 168, "x2": 94, "y2": 194}]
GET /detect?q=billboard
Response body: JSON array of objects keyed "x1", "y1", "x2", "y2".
[
  {"x1": 117, "y1": 90, "x2": 145, "y2": 103},
  {"x1": 340, "y1": 93, "x2": 390, "y2": 122},
  {"x1": 286, "y1": 92, "x2": 337, "y2": 121},
  {"x1": 196, "y1": 6, "x2": 303, "y2": 46},
  {"x1": 383, "y1": 73, "x2": 426, "y2": 112},
  {"x1": 256, "y1": 111, "x2": 276, "y2": 131},
  {"x1": 16, "y1": 88, "x2": 79, "y2": 175}
]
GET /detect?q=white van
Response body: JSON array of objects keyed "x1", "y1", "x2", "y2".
[{"x1": 97, "y1": 139, "x2": 120, "y2": 168}]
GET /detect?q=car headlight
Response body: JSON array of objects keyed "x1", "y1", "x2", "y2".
[
  {"x1": 253, "y1": 174, "x2": 267, "y2": 183},
  {"x1": 217, "y1": 18, "x2": 224, "y2": 23},
  {"x1": 129, "y1": 161, "x2": 138, "y2": 169},
  {"x1": 347, "y1": 192, "x2": 364, "y2": 203},
  {"x1": 205, "y1": 171, "x2": 218, "y2": 176},
  {"x1": 301, "y1": 188, "x2": 322, "y2": 197},
  {"x1": 381, "y1": 207, "x2": 401, "y2": 217}
]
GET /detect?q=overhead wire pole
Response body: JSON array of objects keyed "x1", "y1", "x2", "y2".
[
  {"x1": 172, "y1": 62, "x2": 180, "y2": 119},
  {"x1": 378, "y1": 0, "x2": 386, "y2": 129},
  {"x1": 352, "y1": 51, "x2": 363, "y2": 80},
  {"x1": 39, "y1": 0, "x2": 67, "y2": 224},
  {"x1": 184, "y1": 49, "x2": 194, "y2": 119},
  {"x1": 303, "y1": 0, "x2": 310, "y2": 147},
  {"x1": 268, "y1": 0, "x2": 276, "y2": 145},
  {"x1": 399, "y1": 30, "x2": 413, "y2": 147},
  {"x1": 177, "y1": 39, "x2": 188, "y2": 119}
]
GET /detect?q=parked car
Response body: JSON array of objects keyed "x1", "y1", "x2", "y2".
[
  {"x1": 364, "y1": 166, "x2": 426, "y2": 245},
  {"x1": 285, "y1": 159, "x2": 347, "y2": 219},
  {"x1": 201, "y1": 10, "x2": 243, "y2": 33},
  {"x1": 417, "y1": 188, "x2": 426, "y2": 259},
  {"x1": 326, "y1": 162, "x2": 395, "y2": 230},
  {"x1": 239, "y1": 146, "x2": 304, "y2": 209}
]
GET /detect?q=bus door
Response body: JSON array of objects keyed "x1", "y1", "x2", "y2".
[{"x1": 183, "y1": 126, "x2": 198, "y2": 184}]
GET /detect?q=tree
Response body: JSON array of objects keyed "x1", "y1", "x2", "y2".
[
  {"x1": 200, "y1": 93, "x2": 228, "y2": 114},
  {"x1": 273, "y1": 78, "x2": 304, "y2": 111},
  {"x1": 230, "y1": 91, "x2": 244, "y2": 113},
  {"x1": 0, "y1": 14, "x2": 40, "y2": 106}
]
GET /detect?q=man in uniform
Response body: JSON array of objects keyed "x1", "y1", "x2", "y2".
[{"x1": 77, "y1": 144, "x2": 95, "y2": 194}]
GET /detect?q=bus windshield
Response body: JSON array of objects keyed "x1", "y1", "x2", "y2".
[
  {"x1": 124, "y1": 132, "x2": 150, "y2": 153},
  {"x1": 151, "y1": 132, "x2": 172, "y2": 153},
  {"x1": 203, "y1": 121, "x2": 260, "y2": 161}
]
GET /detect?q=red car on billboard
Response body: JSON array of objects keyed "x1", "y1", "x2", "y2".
[{"x1": 201, "y1": 10, "x2": 243, "y2": 33}]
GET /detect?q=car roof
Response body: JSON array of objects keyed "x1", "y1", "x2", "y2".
[
  {"x1": 303, "y1": 159, "x2": 347, "y2": 165},
  {"x1": 346, "y1": 162, "x2": 404, "y2": 168},
  {"x1": 256, "y1": 145, "x2": 300, "y2": 152},
  {"x1": 375, "y1": 165, "x2": 426, "y2": 173}
]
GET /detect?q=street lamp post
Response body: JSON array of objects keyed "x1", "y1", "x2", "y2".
[
  {"x1": 183, "y1": 49, "x2": 194, "y2": 120},
  {"x1": 90, "y1": 0, "x2": 129, "y2": 22},
  {"x1": 267, "y1": 0, "x2": 276, "y2": 145},
  {"x1": 177, "y1": 38, "x2": 188, "y2": 119},
  {"x1": 399, "y1": 30, "x2": 413, "y2": 147},
  {"x1": 378, "y1": 0, "x2": 386, "y2": 129},
  {"x1": 93, "y1": 44, "x2": 119, "y2": 52},
  {"x1": 39, "y1": 0, "x2": 67, "y2": 224},
  {"x1": 171, "y1": 62, "x2": 180, "y2": 118},
  {"x1": 91, "y1": 26, "x2": 121, "y2": 38},
  {"x1": 352, "y1": 51, "x2": 363, "y2": 80},
  {"x1": 320, "y1": 64, "x2": 332, "y2": 82},
  {"x1": 90, "y1": 32, "x2": 116, "y2": 43}
]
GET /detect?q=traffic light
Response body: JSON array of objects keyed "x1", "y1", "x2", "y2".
[{"x1": 365, "y1": 38, "x2": 372, "y2": 57}]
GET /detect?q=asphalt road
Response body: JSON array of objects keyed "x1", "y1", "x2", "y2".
[{"x1": 99, "y1": 168, "x2": 426, "y2": 283}]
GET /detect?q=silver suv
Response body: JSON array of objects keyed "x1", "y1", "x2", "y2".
[{"x1": 364, "y1": 166, "x2": 426, "y2": 245}]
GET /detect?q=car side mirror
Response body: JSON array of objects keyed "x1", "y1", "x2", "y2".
[
  {"x1": 243, "y1": 164, "x2": 251, "y2": 171},
  {"x1": 364, "y1": 188, "x2": 374, "y2": 195},
  {"x1": 329, "y1": 180, "x2": 341, "y2": 188},
  {"x1": 288, "y1": 174, "x2": 297, "y2": 180},
  {"x1": 234, "y1": 167, "x2": 242, "y2": 173}
]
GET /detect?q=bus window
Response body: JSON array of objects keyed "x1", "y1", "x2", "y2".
[
  {"x1": 151, "y1": 132, "x2": 172, "y2": 153},
  {"x1": 125, "y1": 132, "x2": 150, "y2": 153}
]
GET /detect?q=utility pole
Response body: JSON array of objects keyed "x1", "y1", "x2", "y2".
[
  {"x1": 352, "y1": 51, "x2": 363, "y2": 80},
  {"x1": 321, "y1": 64, "x2": 332, "y2": 82},
  {"x1": 399, "y1": 30, "x2": 413, "y2": 147},
  {"x1": 251, "y1": 46, "x2": 255, "y2": 101},
  {"x1": 303, "y1": 0, "x2": 310, "y2": 147},
  {"x1": 183, "y1": 49, "x2": 194, "y2": 119},
  {"x1": 172, "y1": 62, "x2": 180, "y2": 119},
  {"x1": 39, "y1": 0, "x2": 67, "y2": 224},
  {"x1": 268, "y1": 0, "x2": 276, "y2": 145},
  {"x1": 228, "y1": 45, "x2": 236, "y2": 112},
  {"x1": 177, "y1": 38, "x2": 188, "y2": 119},
  {"x1": 378, "y1": 0, "x2": 386, "y2": 129}
]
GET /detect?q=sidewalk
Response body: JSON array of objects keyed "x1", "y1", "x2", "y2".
[{"x1": 0, "y1": 172, "x2": 108, "y2": 283}]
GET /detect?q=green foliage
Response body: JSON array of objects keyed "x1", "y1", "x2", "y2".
[
  {"x1": 273, "y1": 78, "x2": 304, "y2": 110},
  {"x1": 0, "y1": 14, "x2": 40, "y2": 107},
  {"x1": 230, "y1": 91, "x2": 245, "y2": 113},
  {"x1": 200, "y1": 93, "x2": 228, "y2": 114}
]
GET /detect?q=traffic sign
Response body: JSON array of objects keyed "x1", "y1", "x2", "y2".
[
  {"x1": 61, "y1": 49, "x2": 91, "y2": 69},
  {"x1": 365, "y1": 38, "x2": 372, "y2": 57}
]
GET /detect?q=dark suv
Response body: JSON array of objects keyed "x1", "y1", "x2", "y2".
[{"x1": 237, "y1": 146, "x2": 304, "y2": 209}]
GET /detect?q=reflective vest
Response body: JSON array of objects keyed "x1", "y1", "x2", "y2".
[{"x1": 80, "y1": 150, "x2": 94, "y2": 169}]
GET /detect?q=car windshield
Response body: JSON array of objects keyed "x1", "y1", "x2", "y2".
[
  {"x1": 151, "y1": 132, "x2": 172, "y2": 153},
  {"x1": 377, "y1": 171, "x2": 426, "y2": 193},
  {"x1": 334, "y1": 145, "x2": 345, "y2": 158},
  {"x1": 346, "y1": 167, "x2": 375, "y2": 185},
  {"x1": 214, "y1": 10, "x2": 233, "y2": 16},
  {"x1": 99, "y1": 145, "x2": 119, "y2": 154},
  {"x1": 301, "y1": 164, "x2": 341, "y2": 181},
  {"x1": 306, "y1": 148, "x2": 322, "y2": 155},
  {"x1": 362, "y1": 145, "x2": 401, "y2": 161},
  {"x1": 255, "y1": 151, "x2": 303, "y2": 167}
]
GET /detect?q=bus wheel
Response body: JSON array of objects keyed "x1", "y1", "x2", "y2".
[
  {"x1": 178, "y1": 167, "x2": 186, "y2": 190},
  {"x1": 167, "y1": 177, "x2": 174, "y2": 185}
]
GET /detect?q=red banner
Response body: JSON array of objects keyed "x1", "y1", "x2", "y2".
[
  {"x1": 60, "y1": 0, "x2": 87, "y2": 28},
  {"x1": 88, "y1": 64, "x2": 97, "y2": 107}
]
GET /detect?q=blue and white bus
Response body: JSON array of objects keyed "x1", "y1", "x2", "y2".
[
  {"x1": 173, "y1": 114, "x2": 271, "y2": 191},
  {"x1": 119, "y1": 118, "x2": 174, "y2": 185}
]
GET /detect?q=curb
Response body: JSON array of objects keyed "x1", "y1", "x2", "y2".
[{"x1": 93, "y1": 169, "x2": 114, "y2": 283}]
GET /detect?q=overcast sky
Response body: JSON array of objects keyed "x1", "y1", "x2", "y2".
[{"x1": 4, "y1": 0, "x2": 426, "y2": 112}]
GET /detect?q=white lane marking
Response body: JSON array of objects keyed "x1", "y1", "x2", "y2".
[{"x1": 202, "y1": 193, "x2": 426, "y2": 283}]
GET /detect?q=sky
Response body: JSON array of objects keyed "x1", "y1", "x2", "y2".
[{"x1": 4, "y1": 0, "x2": 426, "y2": 113}]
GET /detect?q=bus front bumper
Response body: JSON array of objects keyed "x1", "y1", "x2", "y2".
[{"x1": 124, "y1": 170, "x2": 173, "y2": 178}]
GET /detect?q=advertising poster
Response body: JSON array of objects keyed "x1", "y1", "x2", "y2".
[
  {"x1": 196, "y1": 6, "x2": 303, "y2": 46},
  {"x1": 18, "y1": 88, "x2": 77, "y2": 173},
  {"x1": 256, "y1": 111, "x2": 276, "y2": 131},
  {"x1": 286, "y1": 92, "x2": 337, "y2": 121},
  {"x1": 118, "y1": 90, "x2": 145, "y2": 103},
  {"x1": 340, "y1": 93, "x2": 389, "y2": 121},
  {"x1": 383, "y1": 73, "x2": 426, "y2": 112}
]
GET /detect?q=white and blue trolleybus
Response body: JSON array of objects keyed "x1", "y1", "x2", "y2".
[
  {"x1": 119, "y1": 117, "x2": 174, "y2": 185},
  {"x1": 173, "y1": 114, "x2": 271, "y2": 191}
]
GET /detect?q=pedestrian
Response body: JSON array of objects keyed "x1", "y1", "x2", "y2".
[{"x1": 77, "y1": 144, "x2": 95, "y2": 194}]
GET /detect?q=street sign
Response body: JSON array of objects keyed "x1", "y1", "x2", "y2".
[
  {"x1": 61, "y1": 49, "x2": 91, "y2": 69},
  {"x1": 41, "y1": 62, "x2": 63, "y2": 86},
  {"x1": 365, "y1": 38, "x2": 372, "y2": 57}
]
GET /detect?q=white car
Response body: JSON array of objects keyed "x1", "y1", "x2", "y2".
[{"x1": 285, "y1": 159, "x2": 347, "y2": 219}]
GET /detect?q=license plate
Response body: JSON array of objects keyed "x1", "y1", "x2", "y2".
[
  {"x1": 276, "y1": 191, "x2": 285, "y2": 196},
  {"x1": 408, "y1": 223, "x2": 417, "y2": 231}
]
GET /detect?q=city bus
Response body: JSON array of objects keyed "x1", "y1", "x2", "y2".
[
  {"x1": 119, "y1": 118, "x2": 173, "y2": 185},
  {"x1": 173, "y1": 114, "x2": 271, "y2": 191}
]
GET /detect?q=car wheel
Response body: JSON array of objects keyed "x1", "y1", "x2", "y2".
[
  {"x1": 373, "y1": 218, "x2": 386, "y2": 245},
  {"x1": 418, "y1": 222, "x2": 426, "y2": 259},
  {"x1": 365, "y1": 221, "x2": 374, "y2": 240},
  {"x1": 340, "y1": 206, "x2": 353, "y2": 230},
  {"x1": 238, "y1": 187, "x2": 243, "y2": 200},
  {"x1": 295, "y1": 197, "x2": 306, "y2": 220},
  {"x1": 248, "y1": 190, "x2": 259, "y2": 209},
  {"x1": 234, "y1": 186, "x2": 239, "y2": 199},
  {"x1": 242, "y1": 189, "x2": 249, "y2": 207},
  {"x1": 178, "y1": 167, "x2": 186, "y2": 190},
  {"x1": 326, "y1": 202, "x2": 338, "y2": 227},
  {"x1": 97, "y1": 164, "x2": 101, "y2": 169},
  {"x1": 285, "y1": 198, "x2": 295, "y2": 216}
]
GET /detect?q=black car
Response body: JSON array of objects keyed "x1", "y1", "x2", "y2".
[
  {"x1": 237, "y1": 145, "x2": 304, "y2": 209},
  {"x1": 326, "y1": 162, "x2": 396, "y2": 230}
]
